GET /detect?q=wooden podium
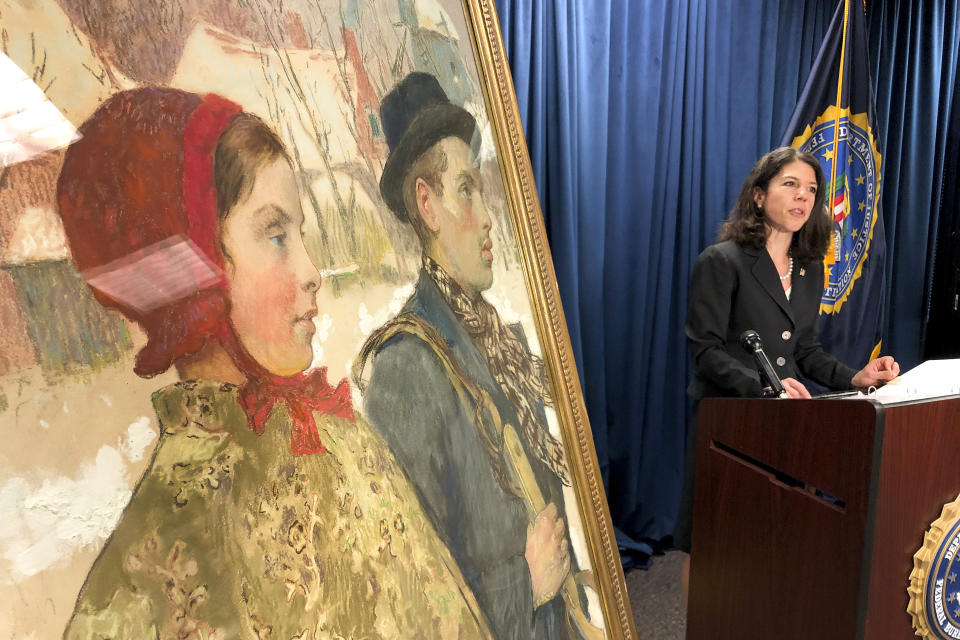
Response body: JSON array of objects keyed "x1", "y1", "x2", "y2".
[{"x1": 687, "y1": 395, "x2": 960, "y2": 640}]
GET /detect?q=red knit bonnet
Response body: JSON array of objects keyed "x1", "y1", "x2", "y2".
[
  {"x1": 57, "y1": 88, "x2": 353, "y2": 454},
  {"x1": 58, "y1": 88, "x2": 239, "y2": 377}
]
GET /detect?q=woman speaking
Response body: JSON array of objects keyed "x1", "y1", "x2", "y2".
[{"x1": 674, "y1": 146, "x2": 899, "y2": 585}]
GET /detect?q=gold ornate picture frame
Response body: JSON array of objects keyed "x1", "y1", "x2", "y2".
[
  {"x1": 0, "y1": 0, "x2": 635, "y2": 637},
  {"x1": 463, "y1": 2, "x2": 635, "y2": 636}
]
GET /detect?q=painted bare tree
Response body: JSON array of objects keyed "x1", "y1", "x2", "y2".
[
  {"x1": 55, "y1": 0, "x2": 188, "y2": 85},
  {"x1": 247, "y1": 0, "x2": 419, "y2": 285}
]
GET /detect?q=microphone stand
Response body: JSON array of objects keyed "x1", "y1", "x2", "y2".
[
  {"x1": 758, "y1": 368, "x2": 788, "y2": 399},
  {"x1": 739, "y1": 330, "x2": 789, "y2": 398}
]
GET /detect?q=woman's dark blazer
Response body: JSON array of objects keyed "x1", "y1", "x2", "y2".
[{"x1": 686, "y1": 240, "x2": 857, "y2": 398}]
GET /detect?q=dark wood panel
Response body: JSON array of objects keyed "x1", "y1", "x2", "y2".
[
  {"x1": 688, "y1": 440, "x2": 866, "y2": 639},
  {"x1": 688, "y1": 396, "x2": 960, "y2": 640},
  {"x1": 688, "y1": 398, "x2": 882, "y2": 640},
  {"x1": 697, "y1": 398, "x2": 881, "y2": 505},
  {"x1": 865, "y1": 397, "x2": 960, "y2": 637}
]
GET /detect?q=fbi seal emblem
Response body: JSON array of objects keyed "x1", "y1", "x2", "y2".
[{"x1": 909, "y1": 495, "x2": 960, "y2": 639}]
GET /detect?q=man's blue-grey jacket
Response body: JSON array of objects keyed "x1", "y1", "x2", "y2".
[{"x1": 361, "y1": 270, "x2": 572, "y2": 639}]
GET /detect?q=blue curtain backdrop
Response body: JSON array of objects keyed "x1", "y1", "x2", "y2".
[
  {"x1": 866, "y1": 2, "x2": 960, "y2": 360},
  {"x1": 493, "y1": 0, "x2": 960, "y2": 565}
]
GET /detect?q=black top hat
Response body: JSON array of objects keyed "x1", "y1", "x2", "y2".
[{"x1": 379, "y1": 72, "x2": 477, "y2": 219}]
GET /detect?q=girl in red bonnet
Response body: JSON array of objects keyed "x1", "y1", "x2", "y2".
[{"x1": 58, "y1": 88, "x2": 490, "y2": 640}]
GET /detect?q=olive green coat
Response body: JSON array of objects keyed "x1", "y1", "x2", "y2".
[{"x1": 65, "y1": 379, "x2": 490, "y2": 640}]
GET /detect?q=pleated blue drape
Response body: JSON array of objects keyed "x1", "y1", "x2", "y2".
[
  {"x1": 494, "y1": 0, "x2": 960, "y2": 566},
  {"x1": 866, "y1": 2, "x2": 960, "y2": 364}
]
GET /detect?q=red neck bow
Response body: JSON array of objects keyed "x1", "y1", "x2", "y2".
[{"x1": 218, "y1": 322, "x2": 355, "y2": 455}]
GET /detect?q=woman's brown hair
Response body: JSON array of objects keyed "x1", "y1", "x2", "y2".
[
  {"x1": 719, "y1": 146, "x2": 832, "y2": 263},
  {"x1": 214, "y1": 113, "x2": 291, "y2": 220}
]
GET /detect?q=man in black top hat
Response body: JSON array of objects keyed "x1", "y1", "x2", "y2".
[{"x1": 355, "y1": 72, "x2": 579, "y2": 639}]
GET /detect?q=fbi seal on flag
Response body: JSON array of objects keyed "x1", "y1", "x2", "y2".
[
  {"x1": 790, "y1": 104, "x2": 882, "y2": 313},
  {"x1": 908, "y1": 494, "x2": 960, "y2": 639}
]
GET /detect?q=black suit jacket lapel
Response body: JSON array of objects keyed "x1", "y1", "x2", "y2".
[
  {"x1": 790, "y1": 260, "x2": 817, "y2": 310},
  {"x1": 745, "y1": 246, "x2": 796, "y2": 326}
]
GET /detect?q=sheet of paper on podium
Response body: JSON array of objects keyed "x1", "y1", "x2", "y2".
[{"x1": 868, "y1": 359, "x2": 960, "y2": 404}]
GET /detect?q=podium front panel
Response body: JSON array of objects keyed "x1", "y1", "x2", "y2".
[
  {"x1": 687, "y1": 396, "x2": 960, "y2": 640},
  {"x1": 687, "y1": 398, "x2": 882, "y2": 640},
  {"x1": 865, "y1": 397, "x2": 960, "y2": 638}
]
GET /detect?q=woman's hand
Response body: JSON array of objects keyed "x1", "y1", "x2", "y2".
[
  {"x1": 781, "y1": 377, "x2": 811, "y2": 398},
  {"x1": 851, "y1": 356, "x2": 900, "y2": 389}
]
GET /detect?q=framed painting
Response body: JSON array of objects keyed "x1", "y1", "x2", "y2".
[{"x1": 0, "y1": 0, "x2": 636, "y2": 638}]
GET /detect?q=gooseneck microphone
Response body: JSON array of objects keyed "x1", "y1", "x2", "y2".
[{"x1": 739, "y1": 330, "x2": 788, "y2": 398}]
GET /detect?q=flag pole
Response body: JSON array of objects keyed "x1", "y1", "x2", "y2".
[
  {"x1": 830, "y1": 0, "x2": 850, "y2": 208},
  {"x1": 824, "y1": 0, "x2": 851, "y2": 290},
  {"x1": 859, "y1": 0, "x2": 882, "y2": 360}
]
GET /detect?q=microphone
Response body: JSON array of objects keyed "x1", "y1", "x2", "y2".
[{"x1": 739, "y1": 330, "x2": 788, "y2": 398}]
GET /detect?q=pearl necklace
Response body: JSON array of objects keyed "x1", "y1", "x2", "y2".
[{"x1": 779, "y1": 256, "x2": 794, "y2": 281}]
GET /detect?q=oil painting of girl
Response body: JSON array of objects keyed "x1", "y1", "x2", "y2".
[{"x1": 55, "y1": 87, "x2": 490, "y2": 639}]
